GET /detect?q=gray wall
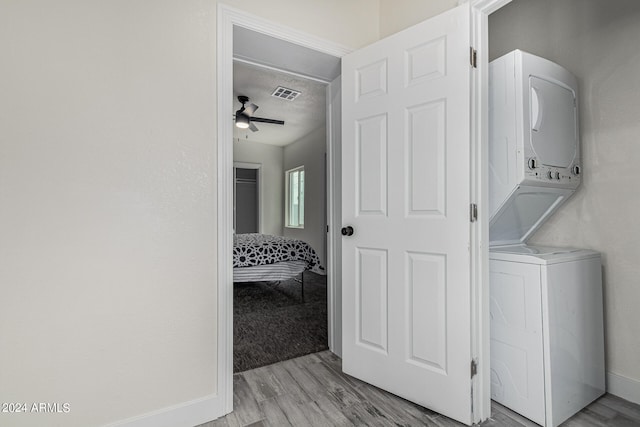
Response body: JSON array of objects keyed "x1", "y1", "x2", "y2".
[
  {"x1": 233, "y1": 140, "x2": 284, "y2": 236},
  {"x1": 283, "y1": 126, "x2": 327, "y2": 269},
  {"x1": 490, "y1": 0, "x2": 640, "y2": 392}
]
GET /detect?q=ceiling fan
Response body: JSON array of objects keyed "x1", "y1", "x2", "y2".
[{"x1": 234, "y1": 95, "x2": 285, "y2": 132}]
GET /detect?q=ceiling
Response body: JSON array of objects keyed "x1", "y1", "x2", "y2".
[{"x1": 233, "y1": 61, "x2": 327, "y2": 147}]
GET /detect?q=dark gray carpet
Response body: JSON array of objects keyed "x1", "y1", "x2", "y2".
[{"x1": 233, "y1": 272, "x2": 328, "y2": 373}]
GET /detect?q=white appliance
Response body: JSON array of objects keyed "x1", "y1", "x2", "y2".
[
  {"x1": 489, "y1": 49, "x2": 581, "y2": 246},
  {"x1": 488, "y1": 50, "x2": 605, "y2": 427},
  {"x1": 490, "y1": 245, "x2": 605, "y2": 427}
]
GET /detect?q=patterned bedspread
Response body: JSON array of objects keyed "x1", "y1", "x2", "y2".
[{"x1": 233, "y1": 233, "x2": 324, "y2": 274}]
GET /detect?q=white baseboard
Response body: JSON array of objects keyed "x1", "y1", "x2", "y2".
[
  {"x1": 103, "y1": 394, "x2": 225, "y2": 427},
  {"x1": 607, "y1": 371, "x2": 640, "y2": 406}
]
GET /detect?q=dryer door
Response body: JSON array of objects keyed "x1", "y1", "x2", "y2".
[{"x1": 529, "y1": 76, "x2": 578, "y2": 168}]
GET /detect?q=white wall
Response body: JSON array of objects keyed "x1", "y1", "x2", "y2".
[
  {"x1": 233, "y1": 141, "x2": 284, "y2": 236},
  {"x1": 0, "y1": 1, "x2": 219, "y2": 426},
  {"x1": 0, "y1": 1, "x2": 380, "y2": 426},
  {"x1": 283, "y1": 126, "x2": 327, "y2": 268},
  {"x1": 379, "y1": 0, "x2": 458, "y2": 38},
  {"x1": 229, "y1": 0, "x2": 380, "y2": 49},
  {"x1": 489, "y1": 0, "x2": 640, "y2": 399}
]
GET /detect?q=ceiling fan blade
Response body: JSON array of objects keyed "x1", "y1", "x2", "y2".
[
  {"x1": 244, "y1": 103, "x2": 258, "y2": 116},
  {"x1": 250, "y1": 117, "x2": 285, "y2": 125},
  {"x1": 248, "y1": 122, "x2": 259, "y2": 132}
]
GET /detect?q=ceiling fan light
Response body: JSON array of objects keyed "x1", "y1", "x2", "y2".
[{"x1": 235, "y1": 113, "x2": 250, "y2": 129}]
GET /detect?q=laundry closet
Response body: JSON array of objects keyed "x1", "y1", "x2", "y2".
[{"x1": 487, "y1": 49, "x2": 606, "y2": 426}]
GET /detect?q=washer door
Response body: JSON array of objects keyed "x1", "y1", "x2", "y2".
[{"x1": 529, "y1": 76, "x2": 578, "y2": 168}]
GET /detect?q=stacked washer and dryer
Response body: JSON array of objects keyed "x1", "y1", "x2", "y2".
[{"x1": 488, "y1": 50, "x2": 606, "y2": 426}]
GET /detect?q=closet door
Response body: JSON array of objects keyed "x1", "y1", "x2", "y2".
[{"x1": 234, "y1": 168, "x2": 258, "y2": 234}]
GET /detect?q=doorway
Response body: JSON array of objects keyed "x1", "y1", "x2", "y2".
[
  {"x1": 231, "y1": 59, "x2": 331, "y2": 372},
  {"x1": 216, "y1": 6, "x2": 348, "y2": 406}
]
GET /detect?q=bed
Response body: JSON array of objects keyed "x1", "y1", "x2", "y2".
[{"x1": 233, "y1": 233, "x2": 324, "y2": 299}]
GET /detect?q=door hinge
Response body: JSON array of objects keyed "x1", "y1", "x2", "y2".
[
  {"x1": 470, "y1": 47, "x2": 477, "y2": 68},
  {"x1": 470, "y1": 203, "x2": 478, "y2": 222},
  {"x1": 471, "y1": 359, "x2": 478, "y2": 378}
]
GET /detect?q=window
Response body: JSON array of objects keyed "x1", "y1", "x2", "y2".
[{"x1": 285, "y1": 166, "x2": 304, "y2": 228}]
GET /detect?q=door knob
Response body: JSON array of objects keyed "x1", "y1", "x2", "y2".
[{"x1": 341, "y1": 226, "x2": 354, "y2": 236}]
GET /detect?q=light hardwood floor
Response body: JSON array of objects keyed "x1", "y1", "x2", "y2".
[{"x1": 200, "y1": 351, "x2": 640, "y2": 426}]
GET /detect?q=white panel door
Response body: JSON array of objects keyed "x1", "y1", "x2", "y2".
[{"x1": 342, "y1": 4, "x2": 474, "y2": 424}]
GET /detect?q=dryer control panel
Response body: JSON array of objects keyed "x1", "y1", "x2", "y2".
[{"x1": 524, "y1": 157, "x2": 581, "y2": 185}]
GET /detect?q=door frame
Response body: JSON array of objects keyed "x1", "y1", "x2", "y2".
[
  {"x1": 216, "y1": 3, "x2": 350, "y2": 415},
  {"x1": 215, "y1": 0, "x2": 511, "y2": 422},
  {"x1": 467, "y1": 0, "x2": 513, "y2": 418}
]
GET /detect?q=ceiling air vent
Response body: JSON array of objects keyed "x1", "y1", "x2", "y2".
[{"x1": 271, "y1": 86, "x2": 301, "y2": 101}]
